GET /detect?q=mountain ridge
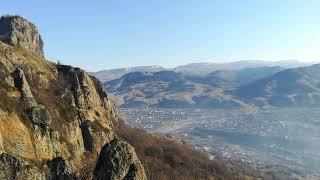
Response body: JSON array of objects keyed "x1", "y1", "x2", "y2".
[
  {"x1": 102, "y1": 63, "x2": 320, "y2": 108},
  {"x1": 92, "y1": 60, "x2": 314, "y2": 82},
  {"x1": 103, "y1": 66, "x2": 287, "y2": 108},
  {"x1": 233, "y1": 63, "x2": 320, "y2": 107}
]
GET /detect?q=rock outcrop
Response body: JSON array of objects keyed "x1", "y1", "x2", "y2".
[
  {"x1": 0, "y1": 16, "x2": 44, "y2": 58},
  {"x1": 0, "y1": 154, "x2": 75, "y2": 180},
  {"x1": 0, "y1": 15, "x2": 146, "y2": 179},
  {"x1": 93, "y1": 138, "x2": 147, "y2": 180},
  {"x1": 11, "y1": 68, "x2": 37, "y2": 107},
  {"x1": 0, "y1": 153, "x2": 46, "y2": 180},
  {"x1": 46, "y1": 157, "x2": 73, "y2": 180}
]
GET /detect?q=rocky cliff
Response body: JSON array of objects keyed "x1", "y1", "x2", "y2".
[
  {"x1": 0, "y1": 16, "x2": 44, "y2": 58},
  {"x1": 0, "y1": 15, "x2": 146, "y2": 179}
]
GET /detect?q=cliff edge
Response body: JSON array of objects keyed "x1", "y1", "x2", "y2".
[{"x1": 0, "y1": 15, "x2": 146, "y2": 179}]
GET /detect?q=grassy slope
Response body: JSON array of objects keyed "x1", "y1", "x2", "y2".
[{"x1": 116, "y1": 120, "x2": 261, "y2": 180}]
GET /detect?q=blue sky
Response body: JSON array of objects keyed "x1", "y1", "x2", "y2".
[{"x1": 1, "y1": 0, "x2": 320, "y2": 71}]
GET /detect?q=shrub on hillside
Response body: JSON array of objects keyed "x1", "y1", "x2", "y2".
[{"x1": 116, "y1": 120, "x2": 259, "y2": 180}]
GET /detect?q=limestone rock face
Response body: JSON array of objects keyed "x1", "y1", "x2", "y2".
[
  {"x1": 0, "y1": 15, "x2": 146, "y2": 179},
  {"x1": 57, "y1": 65, "x2": 118, "y2": 153},
  {"x1": 93, "y1": 138, "x2": 147, "y2": 180},
  {"x1": 0, "y1": 42, "x2": 118, "y2": 167},
  {"x1": 0, "y1": 39, "x2": 142, "y2": 179},
  {"x1": 0, "y1": 16, "x2": 44, "y2": 58}
]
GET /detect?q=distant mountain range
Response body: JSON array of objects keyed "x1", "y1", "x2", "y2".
[
  {"x1": 92, "y1": 60, "x2": 319, "y2": 108},
  {"x1": 233, "y1": 64, "x2": 320, "y2": 107},
  {"x1": 104, "y1": 70, "x2": 247, "y2": 108},
  {"x1": 187, "y1": 66, "x2": 284, "y2": 88},
  {"x1": 173, "y1": 60, "x2": 312, "y2": 76},
  {"x1": 91, "y1": 60, "x2": 313, "y2": 81},
  {"x1": 91, "y1": 65, "x2": 167, "y2": 82}
]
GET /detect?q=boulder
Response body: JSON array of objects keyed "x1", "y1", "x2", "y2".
[
  {"x1": 29, "y1": 105, "x2": 52, "y2": 129},
  {"x1": 93, "y1": 138, "x2": 147, "y2": 180}
]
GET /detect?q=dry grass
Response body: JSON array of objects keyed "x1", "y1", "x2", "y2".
[{"x1": 116, "y1": 120, "x2": 260, "y2": 180}]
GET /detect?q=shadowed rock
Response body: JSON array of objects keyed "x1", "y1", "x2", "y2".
[
  {"x1": 12, "y1": 68, "x2": 37, "y2": 107},
  {"x1": 93, "y1": 138, "x2": 147, "y2": 180},
  {"x1": 46, "y1": 157, "x2": 73, "y2": 180},
  {"x1": 29, "y1": 105, "x2": 52, "y2": 129}
]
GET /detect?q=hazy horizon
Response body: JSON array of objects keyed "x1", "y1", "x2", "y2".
[
  {"x1": 2, "y1": 1, "x2": 320, "y2": 71},
  {"x1": 92, "y1": 59, "x2": 315, "y2": 72}
]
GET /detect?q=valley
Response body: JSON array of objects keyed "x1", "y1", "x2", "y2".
[
  {"x1": 120, "y1": 107, "x2": 320, "y2": 177},
  {"x1": 96, "y1": 58, "x2": 320, "y2": 179}
]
